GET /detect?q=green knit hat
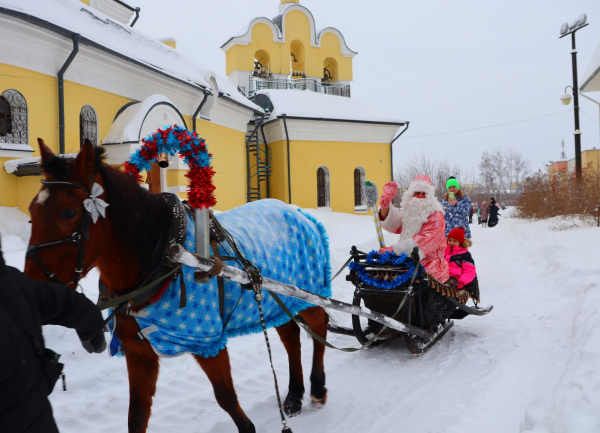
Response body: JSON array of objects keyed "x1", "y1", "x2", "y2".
[{"x1": 446, "y1": 177, "x2": 460, "y2": 190}]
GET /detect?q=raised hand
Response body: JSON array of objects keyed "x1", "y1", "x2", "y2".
[{"x1": 379, "y1": 181, "x2": 399, "y2": 208}]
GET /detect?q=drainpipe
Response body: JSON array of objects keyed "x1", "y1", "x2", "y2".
[
  {"x1": 131, "y1": 7, "x2": 140, "y2": 27},
  {"x1": 282, "y1": 113, "x2": 292, "y2": 204},
  {"x1": 58, "y1": 34, "x2": 80, "y2": 155},
  {"x1": 389, "y1": 122, "x2": 410, "y2": 181},
  {"x1": 112, "y1": 0, "x2": 141, "y2": 27},
  {"x1": 193, "y1": 89, "x2": 211, "y2": 132}
]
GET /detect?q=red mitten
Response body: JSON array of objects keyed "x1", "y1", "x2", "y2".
[
  {"x1": 379, "y1": 181, "x2": 399, "y2": 208},
  {"x1": 457, "y1": 281, "x2": 465, "y2": 289},
  {"x1": 378, "y1": 246, "x2": 395, "y2": 254}
]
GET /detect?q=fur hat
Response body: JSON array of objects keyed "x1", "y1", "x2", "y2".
[
  {"x1": 407, "y1": 175, "x2": 434, "y2": 196},
  {"x1": 447, "y1": 228, "x2": 465, "y2": 244}
]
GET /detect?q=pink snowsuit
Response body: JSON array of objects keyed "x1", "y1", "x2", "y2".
[
  {"x1": 380, "y1": 208, "x2": 449, "y2": 282},
  {"x1": 444, "y1": 245, "x2": 477, "y2": 288}
]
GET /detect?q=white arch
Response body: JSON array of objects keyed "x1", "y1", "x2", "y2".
[{"x1": 102, "y1": 94, "x2": 188, "y2": 166}]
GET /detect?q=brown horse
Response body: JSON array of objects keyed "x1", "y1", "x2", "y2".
[{"x1": 25, "y1": 139, "x2": 329, "y2": 433}]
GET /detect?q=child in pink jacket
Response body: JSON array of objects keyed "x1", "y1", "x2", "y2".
[{"x1": 445, "y1": 228, "x2": 476, "y2": 289}]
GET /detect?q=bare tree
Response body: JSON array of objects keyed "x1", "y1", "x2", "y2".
[
  {"x1": 478, "y1": 148, "x2": 531, "y2": 204},
  {"x1": 393, "y1": 152, "x2": 464, "y2": 205}
]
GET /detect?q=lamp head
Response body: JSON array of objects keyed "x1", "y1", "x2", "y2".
[{"x1": 560, "y1": 92, "x2": 572, "y2": 105}]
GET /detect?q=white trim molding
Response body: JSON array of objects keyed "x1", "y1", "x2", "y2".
[{"x1": 220, "y1": 4, "x2": 357, "y2": 58}]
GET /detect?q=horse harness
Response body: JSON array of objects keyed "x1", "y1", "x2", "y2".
[
  {"x1": 97, "y1": 193, "x2": 188, "y2": 318},
  {"x1": 26, "y1": 176, "x2": 189, "y2": 315},
  {"x1": 26, "y1": 179, "x2": 97, "y2": 287}
]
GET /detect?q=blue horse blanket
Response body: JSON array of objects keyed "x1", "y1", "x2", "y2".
[{"x1": 109, "y1": 199, "x2": 331, "y2": 358}]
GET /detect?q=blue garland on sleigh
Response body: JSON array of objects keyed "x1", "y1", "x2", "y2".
[{"x1": 348, "y1": 250, "x2": 426, "y2": 290}]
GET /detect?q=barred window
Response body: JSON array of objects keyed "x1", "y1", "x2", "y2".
[
  {"x1": 317, "y1": 166, "x2": 330, "y2": 208},
  {"x1": 0, "y1": 89, "x2": 28, "y2": 145},
  {"x1": 354, "y1": 167, "x2": 366, "y2": 206},
  {"x1": 80, "y1": 105, "x2": 98, "y2": 147}
]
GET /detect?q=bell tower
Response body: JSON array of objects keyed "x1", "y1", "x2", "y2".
[{"x1": 221, "y1": 0, "x2": 356, "y2": 98}]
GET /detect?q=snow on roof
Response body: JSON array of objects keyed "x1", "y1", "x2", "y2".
[
  {"x1": 0, "y1": 0, "x2": 262, "y2": 112},
  {"x1": 581, "y1": 39, "x2": 600, "y2": 92},
  {"x1": 257, "y1": 89, "x2": 406, "y2": 124},
  {"x1": 215, "y1": 75, "x2": 262, "y2": 112},
  {"x1": 0, "y1": 0, "x2": 214, "y2": 89},
  {"x1": 3, "y1": 153, "x2": 77, "y2": 174}
]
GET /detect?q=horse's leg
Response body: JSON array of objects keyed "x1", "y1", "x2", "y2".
[
  {"x1": 193, "y1": 349, "x2": 256, "y2": 433},
  {"x1": 275, "y1": 319, "x2": 305, "y2": 416},
  {"x1": 297, "y1": 306, "x2": 328, "y2": 405},
  {"x1": 117, "y1": 315, "x2": 160, "y2": 433}
]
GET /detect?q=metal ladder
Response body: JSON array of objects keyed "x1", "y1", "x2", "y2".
[{"x1": 246, "y1": 115, "x2": 272, "y2": 202}]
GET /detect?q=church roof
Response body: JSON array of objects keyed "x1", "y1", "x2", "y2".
[
  {"x1": 581, "y1": 39, "x2": 600, "y2": 92},
  {"x1": 0, "y1": 0, "x2": 218, "y2": 91},
  {"x1": 258, "y1": 89, "x2": 406, "y2": 125}
]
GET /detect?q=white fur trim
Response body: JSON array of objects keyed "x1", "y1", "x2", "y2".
[
  {"x1": 393, "y1": 238, "x2": 419, "y2": 256},
  {"x1": 380, "y1": 205, "x2": 402, "y2": 233}
]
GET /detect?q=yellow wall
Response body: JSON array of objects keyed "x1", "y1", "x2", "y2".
[
  {"x1": 0, "y1": 63, "x2": 132, "y2": 212},
  {"x1": 582, "y1": 149, "x2": 600, "y2": 171},
  {"x1": 225, "y1": 9, "x2": 353, "y2": 81},
  {"x1": 268, "y1": 138, "x2": 390, "y2": 213},
  {"x1": 191, "y1": 117, "x2": 247, "y2": 211}
]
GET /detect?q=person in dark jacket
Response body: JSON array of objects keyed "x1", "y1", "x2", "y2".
[
  {"x1": 488, "y1": 198, "x2": 501, "y2": 228},
  {"x1": 0, "y1": 237, "x2": 106, "y2": 433}
]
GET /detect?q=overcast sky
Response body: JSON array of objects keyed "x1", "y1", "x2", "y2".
[{"x1": 134, "y1": 0, "x2": 600, "y2": 175}]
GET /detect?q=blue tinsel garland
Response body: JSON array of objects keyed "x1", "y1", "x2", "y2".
[{"x1": 348, "y1": 250, "x2": 426, "y2": 290}]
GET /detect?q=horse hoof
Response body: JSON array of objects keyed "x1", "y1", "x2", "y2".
[
  {"x1": 310, "y1": 388, "x2": 328, "y2": 406},
  {"x1": 283, "y1": 397, "x2": 302, "y2": 417}
]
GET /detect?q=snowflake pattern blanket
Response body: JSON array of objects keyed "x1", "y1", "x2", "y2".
[{"x1": 109, "y1": 199, "x2": 331, "y2": 358}]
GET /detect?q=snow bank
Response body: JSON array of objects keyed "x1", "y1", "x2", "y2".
[{"x1": 0, "y1": 206, "x2": 30, "y2": 249}]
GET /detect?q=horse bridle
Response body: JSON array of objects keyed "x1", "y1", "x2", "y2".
[{"x1": 26, "y1": 179, "x2": 96, "y2": 287}]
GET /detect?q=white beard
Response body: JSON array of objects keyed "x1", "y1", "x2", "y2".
[{"x1": 398, "y1": 196, "x2": 441, "y2": 241}]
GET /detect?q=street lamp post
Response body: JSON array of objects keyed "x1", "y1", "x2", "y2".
[{"x1": 560, "y1": 13, "x2": 588, "y2": 179}]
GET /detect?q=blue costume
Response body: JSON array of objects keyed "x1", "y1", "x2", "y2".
[{"x1": 442, "y1": 195, "x2": 472, "y2": 239}]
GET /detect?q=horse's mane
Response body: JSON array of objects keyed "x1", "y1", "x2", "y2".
[{"x1": 42, "y1": 147, "x2": 173, "y2": 277}]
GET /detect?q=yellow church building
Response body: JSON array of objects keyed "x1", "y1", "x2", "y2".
[{"x1": 1, "y1": 0, "x2": 407, "y2": 215}]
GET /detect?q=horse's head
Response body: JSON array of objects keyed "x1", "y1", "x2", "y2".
[{"x1": 25, "y1": 138, "x2": 108, "y2": 286}]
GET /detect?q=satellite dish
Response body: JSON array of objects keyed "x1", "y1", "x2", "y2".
[{"x1": 253, "y1": 94, "x2": 274, "y2": 113}]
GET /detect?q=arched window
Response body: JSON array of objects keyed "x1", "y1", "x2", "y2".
[
  {"x1": 323, "y1": 57, "x2": 338, "y2": 83},
  {"x1": 0, "y1": 89, "x2": 27, "y2": 145},
  {"x1": 253, "y1": 49, "x2": 272, "y2": 78},
  {"x1": 290, "y1": 40, "x2": 305, "y2": 77},
  {"x1": 0, "y1": 97, "x2": 11, "y2": 137},
  {"x1": 317, "y1": 166, "x2": 330, "y2": 208},
  {"x1": 354, "y1": 167, "x2": 366, "y2": 206},
  {"x1": 80, "y1": 105, "x2": 98, "y2": 147}
]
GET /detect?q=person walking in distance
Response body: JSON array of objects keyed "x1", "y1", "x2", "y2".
[{"x1": 480, "y1": 201, "x2": 489, "y2": 228}]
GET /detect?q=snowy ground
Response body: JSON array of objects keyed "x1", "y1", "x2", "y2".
[{"x1": 2, "y1": 206, "x2": 600, "y2": 433}]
